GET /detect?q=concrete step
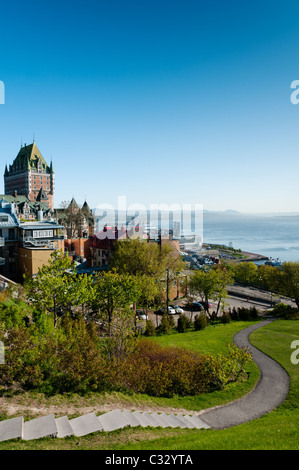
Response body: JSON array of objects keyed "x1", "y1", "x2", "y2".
[
  {"x1": 182, "y1": 414, "x2": 210, "y2": 429},
  {"x1": 69, "y1": 412, "x2": 103, "y2": 437},
  {"x1": 97, "y1": 409, "x2": 130, "y2": 432},
  {"x1": 0, "y1": 409, "x2": 210, "y2": 442},
  {"x1": 0, "y1": 416, "x2": 24, "y2": 442},
  {"x1": 150, "y1": 412, "x2": 175, "y2": 428},
  {"x1": 23, "y1": 414, "x2": 58, "y2": 441},
  {"x1": 121, "y1": 410, "x2": 142, "y2": 427},
  {"x1": 132, "y1": 411, "x2": 155, "y2": 427},
  {"x1": 141, "y1": 412, "x2": 163, "y2": 427},
  {"x1": 168, "y1": 414, "x2": 194, "y2": 429},
  {"x1": 55, "y1": 416, "x2": 74, "y2": 438}
]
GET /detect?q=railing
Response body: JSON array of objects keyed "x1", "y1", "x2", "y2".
[{"x1": 23, "y1": 236, "x2": 54, "y2": 249}]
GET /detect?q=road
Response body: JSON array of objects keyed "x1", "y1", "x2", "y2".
[{"x1": 137, "y1": 284, "x2": 296, "y2": 328}]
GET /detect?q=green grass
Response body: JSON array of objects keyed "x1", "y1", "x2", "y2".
[
  {"x1": 152, "y1": 321, "x2": 257, "y2": 355},
  {"x1": 116, "y1": 319, "x2": 299, "y2": 450},
  {"x1": 0, "y1": 320, "x2": 263, "y2": 449}
]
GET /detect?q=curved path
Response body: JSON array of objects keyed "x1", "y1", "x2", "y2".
[
  {"x1": 0, "y1": 318, "x2": 291, "y2": 441},
  {"x1": 199, "y1": 318, "x2": 290, "y2": 430}
]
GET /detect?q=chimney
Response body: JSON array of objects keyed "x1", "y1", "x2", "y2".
[{"x1": 38, "y1": 210, "x2": 43, "y2": 222}]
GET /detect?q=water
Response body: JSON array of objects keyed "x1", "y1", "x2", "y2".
[
  {"x1": 203, "y1": 212, "x2": 299, "y2": 262},
  {"x1": 93, "y1": 208, "x2": 299, "y2": 263}
]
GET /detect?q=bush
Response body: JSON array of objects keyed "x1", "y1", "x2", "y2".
[
  {"x1": 272, "y1": 303, "x2": 299, "y2": 319},
  {"x1": 221, "y1": 311, "x2": 231, "y2": 323},
  {"x1": 120, "y1": 340, "x2": 252, "y2": 397},
  {"x1": 228, "y1": 306, "x2": 259, "y2": 321},
  {"x1": 157, "y1": 313, "x2": 175, "y2": 335},
  {"x1": 194, "y1": 312, "x2": 207, "y2": 330},
  {"x1": 177, "y1": 314, "x2": 189, "y2": 333},
  {"x1": 144, "y1": 320, "x2": 156, "y2": 336}
]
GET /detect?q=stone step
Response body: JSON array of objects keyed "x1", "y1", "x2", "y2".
[
  {"x1": 168, "y1": 414, "x2": 194, "y2": 429},
  {"x1": 161, "y1": 413, "x2": 184, "y2": 428},
  {"x1": 182, "y1": 414, "x2": 210, "y2": 429},
  {"x1": 55, "y1": 416, "x2": 74, "y2": 438},
  {"x1": 23, "y1": 414, "x2": 58, "y2": 441},
  {"x1": 132, "y1": 411, "x2": 155, "y2": 427},
  {"x1": 150, "y1": 412, "x2": 175, "y2": 428},
  {"x1": 0, "y1": 416, "x2": 24, "y2": 442},
  {"x1": 97, "y1": 409, "x2": 130, "y2": 432},
  {"x1": 0, "y1": 410, "x2": 210, "y2": 442},
  {"x1": 69, "y1": 412, "x2": 103, "y2": 437},
  {"x1": 121, "y1": 410, "x2": 142, "y2": 427},
  {"x1": 141, "y1": 412, "x2": 162, "y2": 427}
]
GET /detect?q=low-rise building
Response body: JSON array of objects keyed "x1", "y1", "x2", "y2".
[
  {"x1": 18, "y1": 219, "x2": 65, "y2": 279},
  {"x1": 0, "y1": 199, "x2": 20, "y2": 280}
]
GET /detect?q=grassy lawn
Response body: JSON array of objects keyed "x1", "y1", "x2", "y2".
[
  {"x1": 3, "y1": 318, "x2": 298, "y2": 450},
  {"x1": 0, "y1": 320, "x2": 261, "y2": 450},
  {"x1": 116, "y1": 319, "x2": 299, "y2": 450}
]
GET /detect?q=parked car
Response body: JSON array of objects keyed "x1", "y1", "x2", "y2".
[
  {"x1": 192, "y1": 302, "x2": 203, "y2": 311},
  {"x1": 155, "y1": 307, "x2": 176, "y2": 315},
  {"x1": 202, "y1": 302, "x2": 212, "y2": 310},
  {"x1": 167, "y1": 306, "x2": 176, "y2": 315},
  {"x1": 173, "y1": 305, "x2": 184, "y2": 314},
  {"x1": 136, "y1": 309, "x2": 147, "y2": 320}
]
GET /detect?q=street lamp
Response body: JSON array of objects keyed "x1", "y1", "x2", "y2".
[{"x1": 166, "y1": 268, "x2": 169, "y2": 313}]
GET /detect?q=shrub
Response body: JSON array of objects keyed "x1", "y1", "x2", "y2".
[
  {"x1": 194, "y1": 312, "x2": 207, "y2": 330},
  {"x1": 272, "y1": 303, "x2": 299, "y2": 319},
  {"x1": 144, "y1": 319, "x2": 156, "y2": 336},
  {"x1": 119, "y1": 339, "x2": 252, "y2": 397},
  {"x1": 221, "y1": 311, "x2": 231, "y2": 323},
  {"x1": 229, "y1": 307, "x2": 239, "y2": 321},
  {"x1": 177, "y1": 314, "x2": 189, "y2": 333},
  {"x1": 157, "y1": 314, "x2": 175, "y2": 335}
]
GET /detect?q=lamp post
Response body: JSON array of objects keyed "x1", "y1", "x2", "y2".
[{"x1": 166, "y1": 268, "x2": 169, "y2": 314}]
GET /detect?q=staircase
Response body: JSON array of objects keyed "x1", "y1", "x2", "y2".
[{"x1": 0, "y1": 409, "x2": 210, "y2": 442}]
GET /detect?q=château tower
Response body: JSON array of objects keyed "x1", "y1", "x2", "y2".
[{"x1": 4, "y1": 142, "x2": 55, "y2": 210}]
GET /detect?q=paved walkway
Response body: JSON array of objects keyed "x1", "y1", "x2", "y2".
[
  {"x1": 0, "y1": 318, "x2": 290, "y2": 442},
  {"x1": 200, "y1": 318, "x2": 290, "y2": 429}
]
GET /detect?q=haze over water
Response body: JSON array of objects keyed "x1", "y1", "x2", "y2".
[{"x1": 203, "y1": 212, "x2": 299, "y2": 262}]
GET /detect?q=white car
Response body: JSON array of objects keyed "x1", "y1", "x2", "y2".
[
  {"x1": 167, "y1": 306, "x2": 176, "y2": 315},
  {"x1": 173, "y1": 305, "x2": 184, "y2": 314}
]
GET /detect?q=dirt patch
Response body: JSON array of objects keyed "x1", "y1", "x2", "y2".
[{"x1": 0, "y1": 393, "x2": 200, "y2": 420}]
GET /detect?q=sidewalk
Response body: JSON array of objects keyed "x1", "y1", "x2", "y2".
[{"x1": 199, "y1": 318, "x2": 290, "y2": 429}]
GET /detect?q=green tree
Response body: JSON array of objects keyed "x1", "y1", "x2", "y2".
[
  {"x1": 177, "y1": 314, "x2": 189, "y2": 333},
  {"x1": 279, "y1": 262, "x2": 299, "y2": 308},
  {"x1": 24, "y1": 250, "x2": 93, "y2": 327},
  {"x1": 233, "y1": 262, "x2": 258, "y2": 285},
  {"x1": 144, "y1": 319, "x2": 156, "y2": 336},
  {"x1": 110, "y1": 238, "x2": 185, "y2": 278},
  {"x1": 189, "y1": 267, "x2": 234, "y2": 318},
  {"x1": 91, "y1": 270, "x2": 142, "y2": 336},
  {"x1": 194, "y1": 312, "x2": 207, "y2": 330}
]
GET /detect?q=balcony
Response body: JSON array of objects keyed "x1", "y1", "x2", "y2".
[{"x1": 23, "y1": 236, "x2": 54, "y2": 249}]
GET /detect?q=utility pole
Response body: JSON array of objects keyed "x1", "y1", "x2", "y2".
[{"x1": 166, "y1": 268, "x2": 169, "y2": 313}]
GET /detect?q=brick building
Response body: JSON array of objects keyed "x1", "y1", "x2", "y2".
[{"x1": 4, "y1": 141, "x2": 55, "y2": 213}]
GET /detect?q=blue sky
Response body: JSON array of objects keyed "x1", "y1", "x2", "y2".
[{"x1": 1, "y1": 0, "x2": 299, "y2": 213}]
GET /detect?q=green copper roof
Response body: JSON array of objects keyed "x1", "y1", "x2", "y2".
[{"x1": 7, "y1": 142, "x2": 54, "y2": 174}]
